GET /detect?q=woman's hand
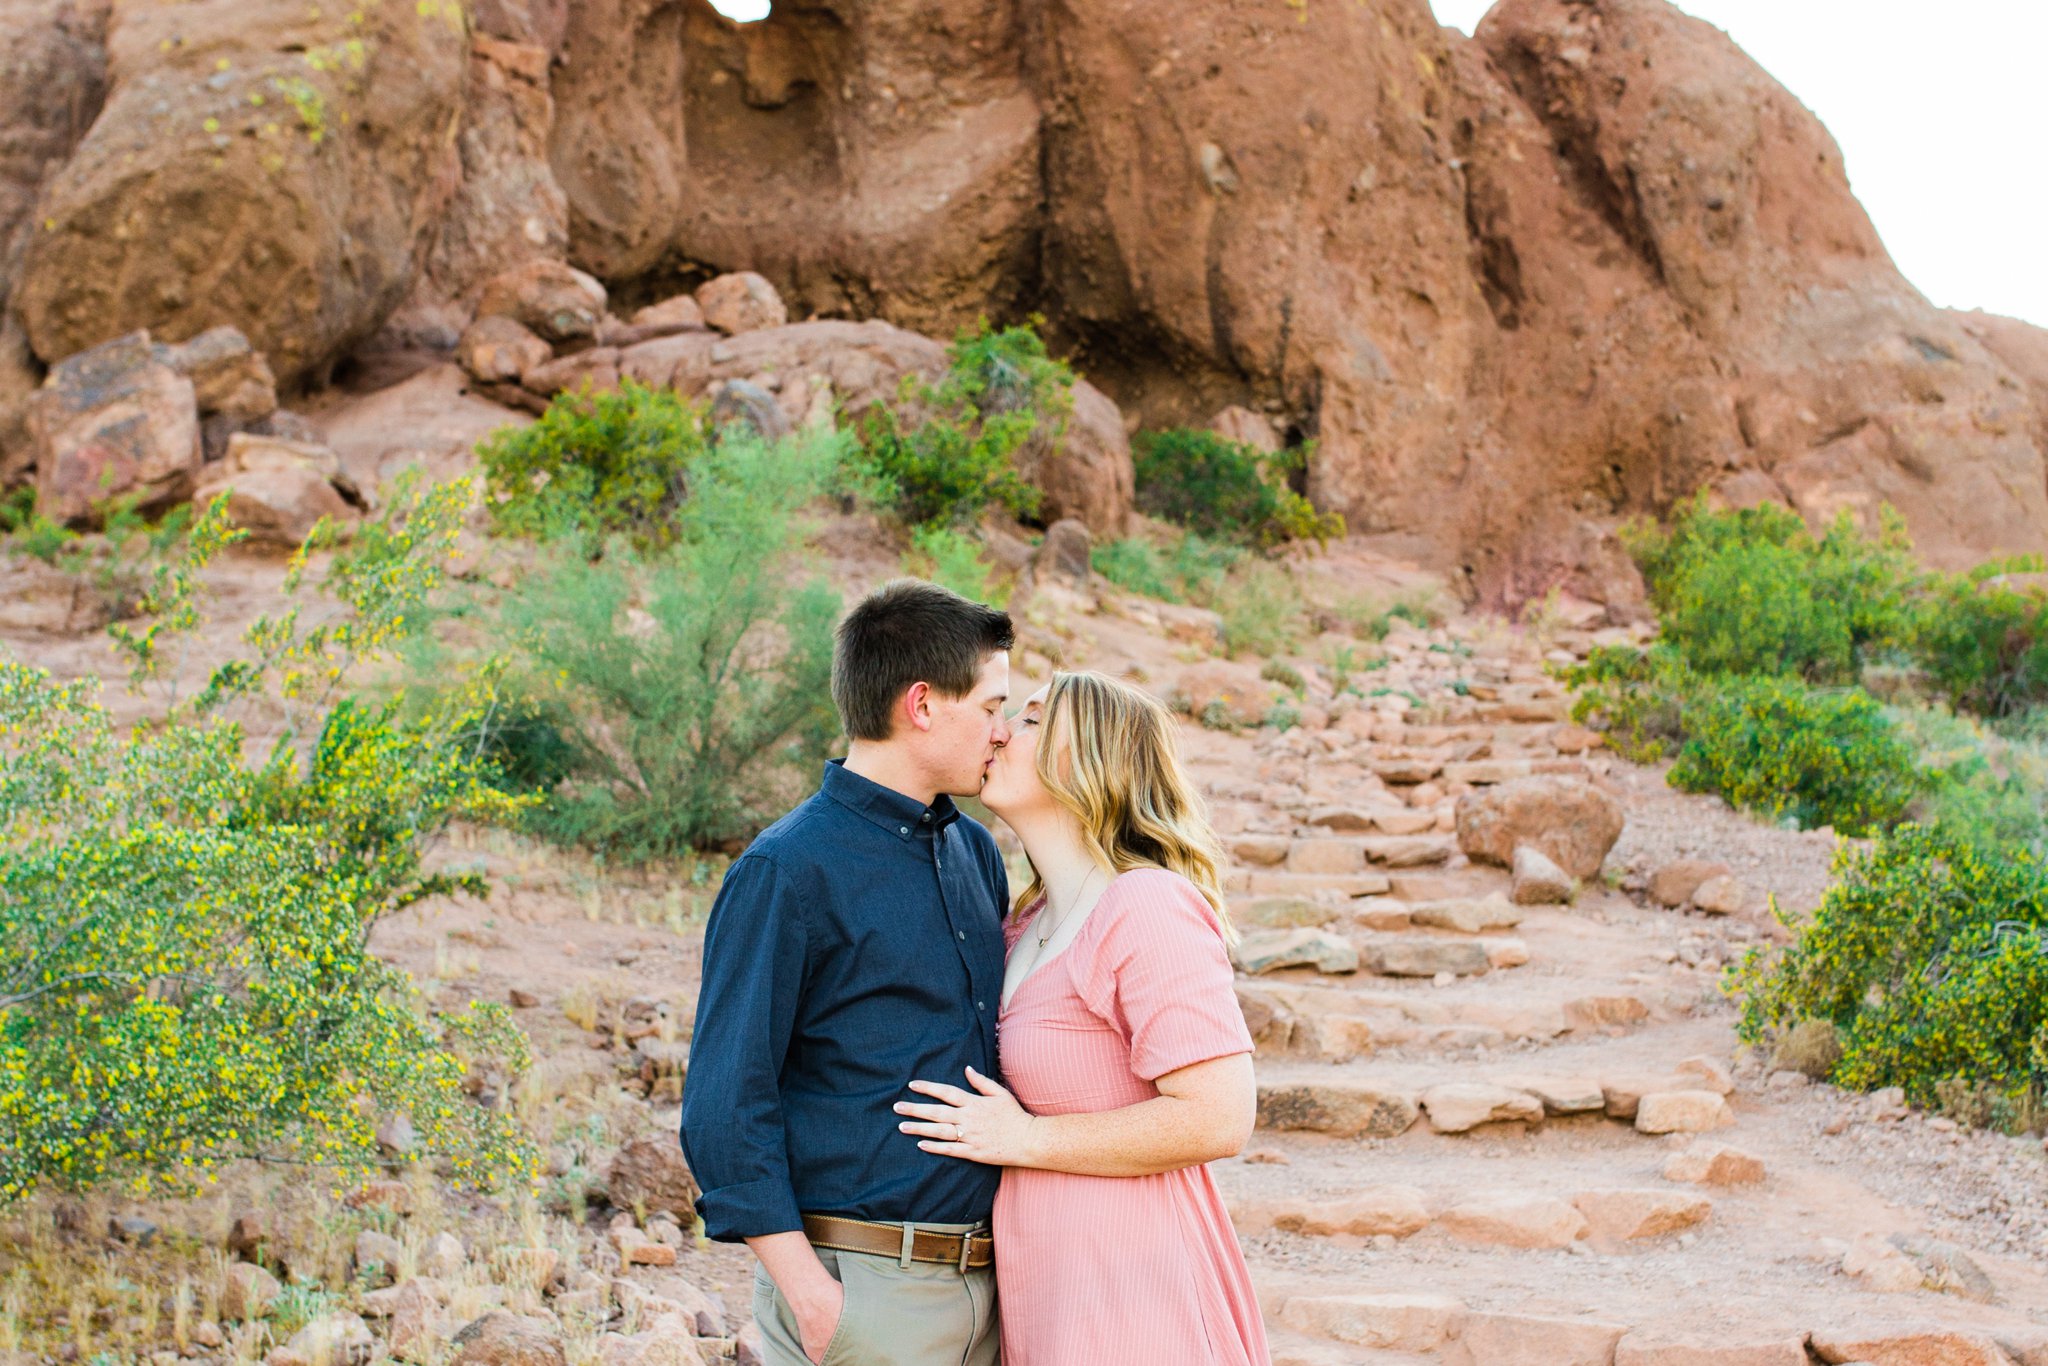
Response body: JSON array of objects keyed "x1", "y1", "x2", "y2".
[{"x1": 895, "y1": 1067, "x2": 1040, "y2": 1167}]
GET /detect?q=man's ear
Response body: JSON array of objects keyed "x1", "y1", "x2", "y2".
[{"x1": 902, "y1": 681, "x2": 936, "y2": 734}]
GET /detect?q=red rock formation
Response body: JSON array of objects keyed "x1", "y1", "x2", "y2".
[{"x1": 1, "y1": 0, "x2": 2042, "y2": 593}]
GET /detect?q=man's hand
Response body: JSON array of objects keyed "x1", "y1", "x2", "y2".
[
  {"x1": 789, "y1": 1277, "x2": 845, "y2": 1364},
  {"x1": 747, "y1": 1231, "x2": 845, "y2": 1364}
]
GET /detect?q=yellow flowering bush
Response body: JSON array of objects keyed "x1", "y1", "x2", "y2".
[
  {"x1": 0, "y1": 481, "x2": 537, "y2": 1204},
  {"x1": 1731, "y1": 824, "x2": 2048, "y2": 1129}
]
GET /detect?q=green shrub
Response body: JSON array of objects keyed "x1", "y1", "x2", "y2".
[
  {"x1": 905, "y1": 525, "x2": 1003, "y2": 606},
  {"x1": 858, "y1": 320, "x2": 1061, "y2": 529},
  {"x1": 1216, "y1": 560, "x2": 1307, "y2": 659},
  {"x1": 1560, "y1": 644, "x2": 1696, "y2": 762},
  {"x1": 1907, "y1": 567, "x2": 2048, "y2": 718},
  {"x1": 1260, "y1": 659, "x2": 1305, "y2": 693},
  {"x1": 1731, "y1": 824, "x2": 2048, "y2": 1126},
  {"x1": 1133, "y1": 429, "x2": 1343, "y2": 549},
  {"x1": 477, "y1": 378, "x2": 709, "y2": 547},
  {"x1": 0, "y1": 483, "x2": 534, "y2": 1206},
  {"x1": 1627, "y1": 497, "x2": 1918, "y2": 682},
  {"x1": 496, "y1": 429, "x2": 847, "y2": 858},
  {"x1": 1892, "y1": 703, "x2": 2048, "y2": 857},
  {"x1": 1091, "y1": 530, "x2": 1244, "y2": 605},
  {"x1": 1668, "y1": 675, "x2": 1919, "y2": 836}
]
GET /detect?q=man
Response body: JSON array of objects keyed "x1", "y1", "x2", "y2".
[{"x1": 681, "y1": 579, "x2": 1015, "y2": 1366}]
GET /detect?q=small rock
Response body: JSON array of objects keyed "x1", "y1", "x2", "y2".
[
  {"x1": 1635, "y1": 1090, "x2": 1735, "y2": 1134},
  {"x1": 1234, "y1": 896, "x2": 1330, "y2": 929},
  {"x1": 1229, "y1": 835, "x2": 1292, "y2": 868},
  {"x1": 707, "y1": 378, "x2": 791, "y2": 444},
  {"x1": 1256, "y1": 1082, "x2": 1418, "y2": 1138},
  {"x1": 448, "y1": 1311, "x2": 567, "y2": 1366},
  {"x1": 605, "y1": 1136, "x2": 701, "y2": 1222},
  {"x1": 478, "y1": 260, "x2": 608, "y2": 344},
  {"x1": 1267, "y1": 1186, "x2": 1431, "y2": 1238},
  {"x1": 1510, "y1": 845, "x2": 1575, "y2": 905},
  {"x1": 375, "y1": 1113, "x2": 417, "y2": 1157},
  {"x1": 190, "y1": 1321, "x2": 226, "y2": 1350},
  {"x1": 1032, "y1": 518, "x2": 1094, "y2": 588},
  {"x1": 1445, "y1": 1312, "x2": 1626, "y2": 1366},
  {"x1": 629, "y1": 295, "x2": 706, "y2": 332},
  {"x1": 1661, "y1": 1145, "x2": 1766, "y2": 1185},
  {"x1": 108, "y1": 1215, "x2": 158, "y2": 1245},
  {"x1": 424, "y1": 1231, "x2": 467, "y2": 1279},
  {"x1": 1360, "y1": 937, "x2": 1491, "y2": 977},
  {"x1": 508, "y1": 988, "x2": 541, "y2": 1009},
  {"x1": 1233, "y1": 927, "x2": 1359, "y2": 975},
  {"x1": 1573, "y1": 1189, "x2": 1712, "y2": 1243},
  {"x1": 1810, "y1": 1326, "x2": 2016, "y2": 1366},
  {"x1": 158, "y1": 325, "x2": 277, "y2": 422},
  {"x1": 1648, "y1": 859, "x2": 1732, "y2": 908},
  {"x1": 192, "y1": 433, "x2": 359, "y2": 549},
  {"x1": 287, "y1": 1313, "x2": 375, "y2": 1366},
  {"x1": 1279, "y1": 1293, "x2": 1466, "y2": 1352},
  {"x1": 695, "y1": 272, "x2": 788, "y2": 335},
  {"x1": 1889, "y1": 1233, "x2": 2000, "y2": 1302},
  {"x1": 221, "y1": 1262, "x2": 281, "y2": 1321},
  {"x1": 1691, "y1": 874, "x2": 1748, "y2": 916},
  {"x1": 1455, "y1": 775, "x2": 1623, "y2": 879},
  {"x1": 497, "y1": 1246, "x2": 560, "y2": 1292},
  {"x1": 354, "y1": 1229, "x2": 405, "y2": 1285},
  {"x1": 1408, "y1": 895, "x2": 1523, "y2": 935},
  {"x1": 457, "y1": 315, "x2": 552, "y2": 384},
  {"x1": 227, "y1": 1211, "x2": 267, "y2": 1260},
  {"x1": 31, "y1": 330, "x2": 202, "y2": 526},
  {"x1": 1510, "y1": 1075, "x2": 1606, "y2": 1115},
  {"x1": 1437, "y1": 1195, "x2": 1587, "y2": 1250},
  {"x1": 346, "y1": 1180, "x2": 413, "y2": 1215},
  {"x1": 1420, "y1": 1083, "x2": 1545, "y2": 1134}
]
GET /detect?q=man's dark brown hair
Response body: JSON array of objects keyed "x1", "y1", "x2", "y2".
[{"x1": 833, "y1": 579, "x2": 1015, "y2": 741}]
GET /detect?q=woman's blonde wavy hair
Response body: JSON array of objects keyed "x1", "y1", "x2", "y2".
[{"x1": 1014, "y1": 670, "x2": 1235, "y2": 942}]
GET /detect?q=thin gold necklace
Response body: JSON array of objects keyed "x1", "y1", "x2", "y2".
[{"x1": 1036, "y1": 866, "x2": 1105, "y2": 950}]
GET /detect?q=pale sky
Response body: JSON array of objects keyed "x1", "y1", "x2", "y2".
[
  {"x1": 1430, "y1": 0, "x2": 2048, "y2": 328},
  {"x1": 703, "y1": 0, "x2": 2044, "y2": 330}
]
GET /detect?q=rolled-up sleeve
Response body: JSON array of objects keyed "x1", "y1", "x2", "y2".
[{"x1": 679, "y1": 853, "x2": 807, "y2": 1241}]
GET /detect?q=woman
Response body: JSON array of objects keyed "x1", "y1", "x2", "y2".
[{"x1": 895, "y1": 671, "x2": 1270, "y2": 1366}]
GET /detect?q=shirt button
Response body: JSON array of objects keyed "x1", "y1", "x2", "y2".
[
  {"x1": 899, "y1": 826, "x2": 909, "y2": 835},
  {"x1": 921, "y1": 812, "x2": 931, "y2": 823},
  {"x1": 957, "y1": 931, "x2": 966, "y2": 941},
  {"x1": 977, "y1": 1001, "x2": 986, "y2": 1011}
]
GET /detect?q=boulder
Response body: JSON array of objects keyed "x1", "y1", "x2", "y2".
[
  {"x1": 1510, "y1": 844, "x2": 1575, "y2": 905},
  {"x1": 192, "y1": 434, "x2": 359, "y2": 549},
  {"x1": 1420, "y1": 1083, "x2": 1544, "y2": 1133},
  {"x1": 1255, "y1": 1082, "x2": 1418, "y2": 1138},
  {"x1": 458, "y1": 317, "x2": 553, "y2": 385},
  {"x1": 477, "y1": 260, "x2": 608, "y2": 345},
  {"x1": 386, "y1": 1281, "x2": 446, "y2": 1363},
  {"x1": 1572, "y1": 1189, "x2": 1712, "y2": 1244},
  {"x1": 353, "y1": 1229, "x2": 405, "y2": 1285},
  {"x1": 0, "y1": 0, "x2": 108, "y2": 317},
  {"x1": 0, "y1": 318, "x2": 41, "y2": 485},
  {"x1": 30, "y1": 330, "x2": 201, "y2": 524},
  {"x1": 449, "y1": 1312, "x2": 566, "y2": 1366},
  {"x1": 15, "y1": 0, "x2": 469, "y2": 386},
  {"x1": 605, "y1": 1136, "x2": 700, "y2": 1223},
  {"x1": 1436, "y1": 1195, "x2": 1587, "y2": 1250},
  {"x1": 1279, "y1": 1294, "x2": 1466, "y2": 1352},
  {"x1": 1015, "y1": 379, "x2": 1135, "y2": 535},
  {"x1": 695, "y1": 272, "x2": 789, "y2": 336},
  {"x1": 1649, "y1": 858, "x2": 1732, "y2": 908},
  {"x1": 1233, "y1": 928, "x2": 1358, "y2": 976},
  {"x1": 1456, "y1": 776, "x2": 1624, "y2": 879}
]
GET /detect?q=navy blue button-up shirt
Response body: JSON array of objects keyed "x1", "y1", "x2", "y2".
[{"x1": 680, "y1": 760, "x2": 1010, "y2": 1242}]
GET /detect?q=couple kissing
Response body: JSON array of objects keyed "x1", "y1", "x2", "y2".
[{"x1": 681, "y1": 579, "x2": 1271, "y2": 1366}]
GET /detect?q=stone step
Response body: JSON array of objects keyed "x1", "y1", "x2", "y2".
[
  {"x1": 1267, "y1": 1327, "x2": 1430, "y2": 1366},
  {"x1": 1251, "y1": 1061, "x2": 1736, "y2": 1140}
]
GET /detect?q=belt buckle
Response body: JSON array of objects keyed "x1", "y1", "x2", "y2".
[{"x1": 957, "y1": 1226, "x2": 973, "y2": 1274}]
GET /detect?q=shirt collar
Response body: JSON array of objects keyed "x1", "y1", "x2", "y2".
[{"x1": 821, "y1": 759, "x2": 961, "y2": 840}]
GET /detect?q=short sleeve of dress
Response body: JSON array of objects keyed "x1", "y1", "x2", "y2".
[{"x1": 1078, "y1": 869, "x2": 1253, "y2": 1082}]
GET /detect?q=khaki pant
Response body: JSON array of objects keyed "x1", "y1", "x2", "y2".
[{"x1": 752, "y1": 1222, "x2": 998, "y2": 1366}]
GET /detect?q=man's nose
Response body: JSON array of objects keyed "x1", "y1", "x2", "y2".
[{"x1": 991, "y1": 714, "x2": 1013, "y2": 745}]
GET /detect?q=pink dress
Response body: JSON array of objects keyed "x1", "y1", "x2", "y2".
[{"x1": 994, "y1": 867, "x2": 1270, "y2": 1366}]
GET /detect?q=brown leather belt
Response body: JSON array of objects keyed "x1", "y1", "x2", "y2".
[{"x1": 801, "y1": 1214, "x2": 994, "y2": 1271}]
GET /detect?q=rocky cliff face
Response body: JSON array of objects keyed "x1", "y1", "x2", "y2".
[{"x1": 2, "y1": 0, "x2": 2043, "y2": 605}]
